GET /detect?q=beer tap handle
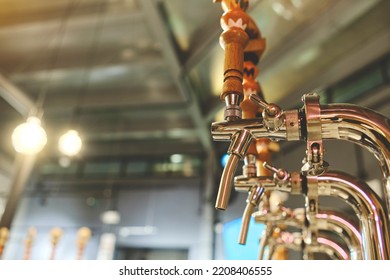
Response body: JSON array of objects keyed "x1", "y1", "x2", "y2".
[
  {"x1": 76, "y1": 227, "x2": 92, "y2": 260},
  {"x1": 249, "y1": 94, "x2": 284, "y2": 132},
  {"x1": 24, "y1": 227, "x2": 37, "y2": 260},
  {"x1": 49, "y1": 227, "x2": 63, "y2": 260},
  {"x1": 263, "y1": 162, "x2": 289, "y2": 182},
  {"x1": 0, "y1": 227, "x2": 9, "y2": 259},
  {"x1": 249, "y1": 93, "x2": 269, "y2": 111}
]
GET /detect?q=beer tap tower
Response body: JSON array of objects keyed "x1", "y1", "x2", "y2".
[{"x1": 212, "y1": 0, "x2": 390, "y2": 260}]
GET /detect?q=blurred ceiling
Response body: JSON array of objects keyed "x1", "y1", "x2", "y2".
[{"x1": 0, "y1": 0, "x2": 389, "y2": 182}]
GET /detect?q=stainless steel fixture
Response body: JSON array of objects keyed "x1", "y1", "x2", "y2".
[{"x1": 212, "y1": 0, "x2": 390, "y2": 260}]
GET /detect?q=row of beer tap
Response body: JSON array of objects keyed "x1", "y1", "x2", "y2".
[
  {"x1": 212, "y1": 0, "x2": 390, "y2": 260},
  {"x1": 0, "y1": 226, "x2": 92, "y2": 260}
]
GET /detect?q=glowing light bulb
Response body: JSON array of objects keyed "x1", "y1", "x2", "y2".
[
  {"x1": 100, "y1": 210, "x2": 121, "y2": 225},
  {"x1": 58, "y1": 129, "x2": 82, "y2": 157},
  {"x1": 12, "y1": 116, "x2": 47, "y2": 154}
]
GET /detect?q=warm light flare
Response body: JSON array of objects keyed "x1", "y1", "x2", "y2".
[
  {"x1": 58, "y1": 129, "x2": 82, "y2": 157},
  {"x1": 12, "y1": 116, "x2": 47, "y2": 154}
]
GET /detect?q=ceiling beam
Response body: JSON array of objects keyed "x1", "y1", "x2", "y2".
[
  {"x1": 0, "y1": 0, "x2": 142, "y2": 28},
  {"x1": 0, "y1": 73, "x2": 36, "y2": 117},
  {"x1": 2, "y1": 48, "x2": 163, "y2": 75},
  {"x1": 17, "y1": 85, "x2": 183, "y2": 115},
  {"x1": 140, "y1": 0, "x2": 213, "y2": 152},
  {"x1": 279, "y1": 26, "x2": 390, "y2": 109},
  {"x1": 43, "y1": 139, "x2": 204, "y2": 158},
  {"x1": 33, "y1": 177, "x2": 202, "y2": 192}
]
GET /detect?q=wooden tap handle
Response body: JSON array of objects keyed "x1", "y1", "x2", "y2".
[
  {"x1": 49, "y1": 227, "x2": 63, "y2": 260},
  {"x1": 76, "y1": 227, "x2": 92, "y2": 260},
  {"x1": 50, "y1": 227, "x2": 63, "y2": 246},
  {"x1": 0, "y1": 227, "x2": 9, "y2": 246},
  {"x1": 217, "y1": 1, "x2": 250, "y2": 103},
  {"x1": 23, "y1": 227, "x2": 37, "y2": 260},
  {"x1": 0, "y1": 227, "x2": 9, "y2": 259}
]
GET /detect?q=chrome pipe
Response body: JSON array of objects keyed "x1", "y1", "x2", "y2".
[
  {"x1": 211, "y1": 117, "x2": 288, "y2": 142},
  {"x1": 316, "y1": 235, "x2": 350, "y2": 260},
  {"x1": 320, "y1": 104, "x2": 390, "y2": 217},
  {"x1": 236, "y1": 170, "x2": 388, "y2": 259},
  {"x1": 316, "y1": 210, "x2": 363, "y2": 260},
  {"x1": 317, "y1": 171, "x2": 390, "y2": 260},
  {"x1": 212, "y1": 99, "x2": 390, "y2": 259},
  {"x1": 254, "y1": 208, "x2": 363, "y2": 259},
  {"x1": 267, "y1": 231, "x2": 349, "y2": 260}
]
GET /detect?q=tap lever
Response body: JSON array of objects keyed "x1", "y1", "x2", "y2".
[
  {"x1": 249, "y1": 93, "x2": 281, "y2": 116},
  {"x1": 249, "y1": 93, "x2": 268, "y2": 110},
  {"x1": 249, "y1": 94, "x2": 284, "y2": 132},
  {"x1": 263, "y1": 162, "x2": 289, "y2": 184}
]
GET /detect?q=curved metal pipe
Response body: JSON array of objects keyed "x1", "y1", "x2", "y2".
[
  {"x1": 268, "y1": 231, "x2": 349, "y2": 260},
  {"x1": 254, "y1": 208, "x2": 363, "y2": 259},
  {"x1": 320, "y1": 104, "x2": 390, "y2": 216},
  {"x1": 239, "y1": 202, "x2": 255, "y2": 245},
  {"x1": 216, "y1": 154, "x2": 240, "y2": 210},
  {"x1": 317, "y1": 171, "x2": 390, "y2": 259},
  {"x1": 316, "y1": 210, "x2": 363, "y2": 260},
  {"x1": 291, "y1": 209, "x2": 362, "y2": 260},
  {"x1": 215, "y1": 129, "x2": 253, "y2": 210},
  {"x1": 316, "y1": 235, "x2": 350, "y2": 260},
  {"x1": 239, "y1": 186, "x2": 264, "y2": 244}
]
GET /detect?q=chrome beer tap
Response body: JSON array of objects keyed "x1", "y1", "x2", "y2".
[
  {"x1": 212, "y1": 0, "x2": 390, "y2": 260},
  {"x1": 234, "y1": 165, "x2": 390, "y2": 259}
]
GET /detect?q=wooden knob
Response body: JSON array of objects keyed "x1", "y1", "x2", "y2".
[
  {"x1": 77, "y1": 227, "x2": 92, "y2": 248},
  {"x1": 50, "y1": 227, "x2": 63, "y2": 246}
]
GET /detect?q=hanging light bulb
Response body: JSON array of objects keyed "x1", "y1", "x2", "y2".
[
  {"x1": 58, "y1": 129, "x2": 82, "y2": 157},
  {"x1": 12, "y1": 116, "x2": 47, "y2": 154}
]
